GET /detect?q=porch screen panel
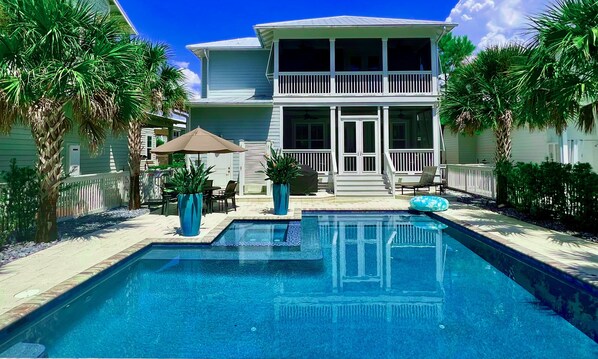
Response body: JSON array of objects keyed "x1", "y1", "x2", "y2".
[
  {"x1": 362, "y1": 121, "x2": 376, "y2": 172},
  {"x1": 344, "y1": 122, "x2": 357, "y2": 172}
]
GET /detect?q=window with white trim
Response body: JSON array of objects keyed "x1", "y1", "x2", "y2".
[{"x1": 294, "y1": 123, "x2": 325, "y2": 149}]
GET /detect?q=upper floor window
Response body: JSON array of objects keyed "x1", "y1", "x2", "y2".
[
  {"x1": 336, "y1": 39, "x2": 382, "y2": 72},
  {"x1": 279, "y1": 39, "x2": 330, "y2": 72},
  {"x1": 388, "y1": 38, "x2": 431, "y2": 71}
]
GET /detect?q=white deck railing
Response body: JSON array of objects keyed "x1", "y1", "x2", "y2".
[
  {"x1": 57, "y1": 172, "x2": 128, "y2": 219},
  {"x1": 389, "y1": 71, "x2": 433, "y2": 94},
  {"x1": 279, "y1": 72, "x2": 330, "y2": 94},
  {"x1": 335, "y1": 71, "x2": 383, "y2": 94},
  {"x1": 283, "y1": 149, "x2": 333, "y2": 173},
  {"x1": 277, "y1": 71, "x2": 432, "y2": 95},
  {"x1": 390, "y1": 149, "x2": 435, "y2": 173},
  {"x1": 446, "y1": 164, "x2": 496, "y2": 199},
  {"x1": 384, "y1": 152, "x2": 397, "y2": 196}
]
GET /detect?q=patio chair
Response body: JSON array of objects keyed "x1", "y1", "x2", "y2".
[
  {"x1": 212, "y1": 180, "x2": 238, "y2": 213},
  {"x1": 161, "y1": 182, "x2": 178, "y2": 216},
  {"x1": 399, "y1": 166, "x2": 441, "y2": 195}
]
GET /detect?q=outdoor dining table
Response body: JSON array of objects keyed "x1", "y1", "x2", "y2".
[{"x1": 203, "y1": 186, "x2": 221, "y2": 214}]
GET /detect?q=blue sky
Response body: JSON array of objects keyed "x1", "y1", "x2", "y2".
[{"x1": 119, "y1": 0, "x2": 552, "y2": 97}]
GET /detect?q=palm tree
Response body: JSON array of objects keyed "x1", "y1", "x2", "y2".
[
  {"x1": 128, "y1": 42, "x2": 187, "y2": 210},
  {"x1": 440, "y1": 45, "x2": 527, "y2": 205},
  {"x1": 0, "y1": 0, "x2": 143, "y2": 242},
  {"x1": 518, "y1": 0, "x2": 598, "y2": 133}
]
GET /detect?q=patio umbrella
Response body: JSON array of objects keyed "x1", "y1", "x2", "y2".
[{"x1": 151, "y1": 127, "x2": 246, "y2": 154}]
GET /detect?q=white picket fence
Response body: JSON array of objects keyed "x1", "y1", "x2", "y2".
[
  {"x1": 446, "y1": 164, "x2": 496, "y2": 199},
  {"x1": 57, "y1": 172, "x2": 128, "y2": 218}
]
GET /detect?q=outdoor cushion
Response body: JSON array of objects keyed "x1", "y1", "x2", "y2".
[{"x1": 410, "y1": 196, "x2": 449, "y2": 212}]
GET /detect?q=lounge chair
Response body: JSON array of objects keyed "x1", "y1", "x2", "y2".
[
  {"x1": 399, "y1": 166, "x2": 441, "y2": 195},
  {"x1": 212, "y1": 180, "x2": 238, "y2": 213}
]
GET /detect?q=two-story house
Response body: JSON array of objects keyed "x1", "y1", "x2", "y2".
[{"x1": 187, "y1": 16, "x2": 455, "y2": 196}]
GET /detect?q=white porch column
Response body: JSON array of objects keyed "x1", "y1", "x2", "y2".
[
  {"x1": 239, "y1": 140, "x2": 245, "y2": 196},
  {"x1": 273, "y1": 40, "x2": 280, "y2": 96},
  {"x1": 431, "y1": 38, "x2": 439, "y2": 96},
  {"x1": 561, "y1": 130, "x2": 569, "y2": 164},
  {"x1": 330, "y1": 39, "x2": 336, "y2": 94},
  {"x1": 383, "y1": 106, "x2": 390, "y2": 153},
  {"x1": 382, "y1": 38, "x2": 389, "y2": 94},
  {"x1": 279, "y1": 105, "x2": 284, "y2": 149},
  {"x1": 433, "y1": 105, "x2": 441, "y2": 166},
  {"x1": 330, "y1": 106, "x2": 337, "y2": 157}
]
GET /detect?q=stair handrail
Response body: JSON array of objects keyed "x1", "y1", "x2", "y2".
[
  {"x1": 384, "y1": 151, "x2": 397, "y2": 196},
  {"x1": 331, "y1": 153, "x2": 338, "y2": 195}
]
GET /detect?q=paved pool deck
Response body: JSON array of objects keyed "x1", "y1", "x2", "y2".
[{"x1": 0, "y1": 196, "x2": 597, "y2": 329}]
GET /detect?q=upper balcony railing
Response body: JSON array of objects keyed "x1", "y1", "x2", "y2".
[{"x1": 277, "y1": 71, "x2": 434, "y2": 96}]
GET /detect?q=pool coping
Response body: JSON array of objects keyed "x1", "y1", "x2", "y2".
[
  {"x1": 430, "y1": 211, "x2": 598, "y2": 296},
  {"x1": 0, "y1": 210, "x2": 304, "y2": 332},
  {"x1": 1, "y1": 207, "x2": 597, "y2": 335}
]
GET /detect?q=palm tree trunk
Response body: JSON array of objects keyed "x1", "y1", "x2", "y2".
[
  {"x1": 494, "y1": 111, "x2": 513, "y2": 206},
  {"x1": 31, "y1": 108, "x2": 66, "y2": 243},
  {"x1": 128, "y1": 120, "x2": 142, "y2": 210}
]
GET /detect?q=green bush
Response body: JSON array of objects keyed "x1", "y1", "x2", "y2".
[
  {"x1": 260, "y1": 147, "x2": 300, "y2": 185},
  {"x1": 0, "y1": 159, "x2": 40, "y2": 244},
  {"x1": 147, "y1": 162, "x2": 185, "y2": 170},
  {"x1": 507, "y1": 161, "x2": 598, "y2": 232}
]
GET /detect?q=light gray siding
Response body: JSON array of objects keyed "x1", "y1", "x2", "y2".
[
  {"x1": 207, "y1": 50, "x2": 272, "y2": 99},
  {"x1": 510, "y1": 127, "x2": 550, "y2": 163},
  {"x1": 475, "y1": 130, "x2": 496, "y2": 163},
  {"x1": 0, "y1": 125, "x2": 129, "y2": 175},
  {"x1": 189, "y1": 106, "x2": 277, "y2": 180}
]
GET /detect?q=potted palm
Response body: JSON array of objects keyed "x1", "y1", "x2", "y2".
[
  {"x1": 261, "y1": 148, "x2": 300, "y2": 215},
  {"x1": 169, "y1": 163, "x2": 214, "y2": 236}
]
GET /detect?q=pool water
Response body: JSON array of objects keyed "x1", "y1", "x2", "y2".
[
  {"x1": 211, "y1": 220, "x2": 300, "y2": 247},
  {"x1": 0, "y1": 212, "x2": 596, "y2": 358}
]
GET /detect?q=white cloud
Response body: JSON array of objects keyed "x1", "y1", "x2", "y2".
[
  {"x1": 447, "y1": 0, "x2": 553, "y2": 50},
  {"x1": 173, "y1": 60, "x2": 201, "y2": 99}
]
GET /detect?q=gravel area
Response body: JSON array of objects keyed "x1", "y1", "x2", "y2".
[
  {"x1": 0, "y1": 207, "x2": 149, "y2": 267},
  {"x1": 448, "y1": 190, "x2": 598, "y2": 243}
]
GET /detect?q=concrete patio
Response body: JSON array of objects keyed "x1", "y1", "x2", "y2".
[{"x1": 0, "y1": 197, "x2": 597, "y2": 328}]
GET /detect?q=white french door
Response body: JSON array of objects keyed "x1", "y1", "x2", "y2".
[{"x1": 340, "y1": 118, "x2": 380, "y2": 174}]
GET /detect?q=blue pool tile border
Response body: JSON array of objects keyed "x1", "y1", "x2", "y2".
[
  {"x1": 428, "y1": 212, "x2": 598, "y2": 297},
  {"x1": 211, "y1": 220, "x2": 302, "y2": 247}
]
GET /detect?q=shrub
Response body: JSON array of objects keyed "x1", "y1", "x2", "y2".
[
  {"x1": 260, "y1": 147, "x2": 300, "y2": 185},
  {"x1": 0, "y1": 159, "x2": 40, "y2": 244},
  {"x1": 170, "y1": 163, "x2": 214, "y2": 194},
  {"x1": 507, "y1": 161, "x2": 598, "y2": 233}
]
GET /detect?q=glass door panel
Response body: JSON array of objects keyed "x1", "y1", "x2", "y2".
[
  {"x1": 343, "y1": 121, "x2": 358, "y2": 173},
  {"x1": 362, "y1": 120, "x2": 377, "y2": 173},
  {"x1": 340, "y1": 118, "x2": 379, "y2": 174}
]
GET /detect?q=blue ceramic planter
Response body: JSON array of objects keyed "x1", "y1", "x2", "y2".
[
  {"x1": 272, "y1": 184, "x2": 290, "y2": 215},
  {"x1": 178, "y1": 193, "x2": 203, "y2": 236}
]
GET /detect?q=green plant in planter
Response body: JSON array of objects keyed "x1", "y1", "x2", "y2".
[
  {"x1": 169, "y1": 163, "x2": 214, "y2": 236},
  {"x1": 261, "y1": 148, "x2": 300, "y2": 215},
  {"x1": 169, "y1": 163, "x2": 214, "y2": 194},
  {"x1": 261, "y1": 147, "x2": 301, "y2": 184}
]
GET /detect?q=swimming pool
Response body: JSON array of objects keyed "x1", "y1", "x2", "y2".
[{"x1": 0, "y1": 212, "x2": 596, "y2": 358}]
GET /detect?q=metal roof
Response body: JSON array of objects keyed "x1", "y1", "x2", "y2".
[
  {"x1": 255, "y1": 16, "x2": 456, "y2": 47},
  {"x1": 187, "y1": 96, "x2": 273, "y2": 107},
  {"x1": 255, "y1": 15, "x2": 453, "y2": 28},
  {"x1": 186, "y1": 37, "x2": 263, "y2": 57}
]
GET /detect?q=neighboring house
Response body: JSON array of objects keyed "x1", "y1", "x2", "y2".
[
  {"x1": 0, "y1": 0, "x2": 138, "y2": 176},
  {"x1": 141, "y1": 112, "x2": 187, "y2": 168},
  {"x1": 444, "y1": 125, "x2": 598, "y2": 170},
  {"x1": 186, "y1": 16, "x2": 455, "y2": 195}
]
